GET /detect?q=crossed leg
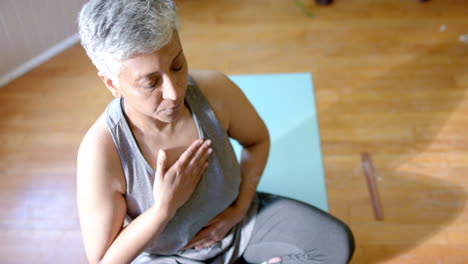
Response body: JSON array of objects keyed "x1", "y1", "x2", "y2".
[{"x1": 240, "y1": 193, "x2": 354, "y2": 264}]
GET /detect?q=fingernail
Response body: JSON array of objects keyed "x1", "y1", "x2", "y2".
[
  {"x1": 208, "y1": 148, "x2": 212, "y2": 154},
  {"x1": 206, "y1": 139, "x2": 212, "y2": 145}
]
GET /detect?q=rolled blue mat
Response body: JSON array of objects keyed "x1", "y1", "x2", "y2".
[{"x1": 229, "y1": 73, "x2": 328, "y2": 212}]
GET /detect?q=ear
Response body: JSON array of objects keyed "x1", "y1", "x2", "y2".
[{"x1": 98, "y1": 73, "x2": 122, "y2": 98}]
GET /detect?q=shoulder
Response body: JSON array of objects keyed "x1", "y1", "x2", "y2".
[
  {"x1": 188, "y1": 69, "x2": 238, "y2": 103},
  {"x1": 189, "y1": 69, "x2": 232, "y2": 87},
  {"x1": 188, "y1": 69, "x2": 241, "y2": 130},
  {"x1": 78, "y1": 113, "x2": 113, "y2": 161},
  {"x1": 77, "y1": 112, "x2": 126, "y2": 195}
]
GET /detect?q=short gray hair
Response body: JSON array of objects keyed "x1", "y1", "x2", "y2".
[{"x1": 78, "y1": 0, "x2": 179, "y2": 79}]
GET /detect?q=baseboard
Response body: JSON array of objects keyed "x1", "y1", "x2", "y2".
[{"x1": 0, "y1": 33, "x2": 81, "y2": 88}]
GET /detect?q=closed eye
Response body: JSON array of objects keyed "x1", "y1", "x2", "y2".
[
  {"x1": 145, "y1": 78, "x2": 159, "y2": 89},
  {"x1": 172, "y1": 65, "x2": 183, "y2": 71}
]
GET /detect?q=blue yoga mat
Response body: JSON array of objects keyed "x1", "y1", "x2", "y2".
[{"x1": 229, "y1": 73, "x2": 328, "y2": 212}]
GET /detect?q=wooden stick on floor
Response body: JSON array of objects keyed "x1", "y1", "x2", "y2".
[{"x1": 361, "y1": 152, "x2": 384, "y2": 221}]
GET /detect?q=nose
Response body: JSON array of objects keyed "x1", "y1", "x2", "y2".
[{"x1": 161, "y1": 74, "x2": 179, "y2": 101}]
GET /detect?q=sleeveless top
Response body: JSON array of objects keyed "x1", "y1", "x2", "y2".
[{"x1": 105, "y1": 76, "x2": 258, "y2": 264}]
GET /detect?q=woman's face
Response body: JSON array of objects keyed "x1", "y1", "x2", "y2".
[{"x1": 114, "y1": 32, "x2": 189, "y2": 123}]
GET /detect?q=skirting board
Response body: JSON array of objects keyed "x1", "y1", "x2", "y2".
[{"x1": 0, "y1": 33, "x2": 80, "y2": 88}]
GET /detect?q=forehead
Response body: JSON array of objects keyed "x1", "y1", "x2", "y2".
[{"x1": 119, "y1": 33, "x2": 182, "y2": 80}]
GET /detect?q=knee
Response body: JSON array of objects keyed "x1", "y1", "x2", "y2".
[
  {"x1": 305, "y1": 220, "x2": 355, "y2": 264},
  {"x1": 297, "y1": 202, "x2": 355, "y2": 263},
  {"x1": 333, "y1": 220, "x2": 355, "y2": 263}
]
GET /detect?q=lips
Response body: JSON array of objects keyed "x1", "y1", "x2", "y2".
[
  {"x1": 161, "y1": 104, "x2": 179, "y2": 113},
  {"x1": 166, "y1": 106, "x2": 178, "y2": 111}
]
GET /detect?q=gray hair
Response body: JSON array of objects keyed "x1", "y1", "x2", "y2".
[{"x1": 78, "y1": 0, "x2": 179, "y2": 80}]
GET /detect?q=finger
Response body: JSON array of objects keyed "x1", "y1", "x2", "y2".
[
  {"x1": 191, "y1": 161, "x2": 208, "y2": 185},
  {"x1": 201, "y1": 147, "x2": 212, "y2": 163},
  {"x1": 186, "y1": 140, "x2": 211, "y2": 170},
  {"x1": 193, "y1": 227, "x2": 225, "y2": 249},
  {"x1": 195, "y1": 240, "x2": 216, "y2": 250},
  {"x1": 186, "y1": 226, "x2": 213, "y2": 248},
  {"x1": 197, "y1": 147, "x2": 212, "y2": 170},
  {"x1": 184, "y1": 239, "x2": 207, "y2": 250},
  {"x1": 182, "y1": 243, "x2": 193, "y2": 250},
  {"x1": 190, "y1": 238, "x2": 209, "y2": 250},
  {"x1": 189, "y1": 147, "x2": 211, "y2": 177},
  {"x1": 155, "y1": 149, "x2": 166, "y2": 180},
  {"x1": 176, "y1": 139, "x2": 204, "y2": 172},
  {"x1": 182, "y1": 242, "x2": 194, "y2": 250},
  {"x1": 207, "y1": 215, "x2": 218, "y2": 226},
  {"x1": 183, "y1": 233, "x2": 205, "y2": 249}
]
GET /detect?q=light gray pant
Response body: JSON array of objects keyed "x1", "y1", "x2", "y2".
[
  {"x1": 239, "y1": 193, "x2": 355, "y2": 264},
  {"x1": 133, "y1": 193, "x2": 354, "y2": 264}
]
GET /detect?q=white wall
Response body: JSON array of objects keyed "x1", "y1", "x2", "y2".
[{"x1": 0, "y1": 0, "x2": 87, "y2": 87}]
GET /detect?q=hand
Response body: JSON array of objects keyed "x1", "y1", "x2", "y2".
[
  {"x1": 152, "y1": 139, "x2": 212, "y2": 215},
  {"x1": 183, "y1": 204, "x2": 247, "y2": 250}
]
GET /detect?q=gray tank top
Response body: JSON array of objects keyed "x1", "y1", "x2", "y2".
[{"x1": 105, "y1": 76, "x2": 257, "y2": 263}]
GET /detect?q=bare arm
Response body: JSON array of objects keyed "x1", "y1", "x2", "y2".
[
  {"x1": 77, "y1": 123, "x2": 172, "y2": 264},
  {"x1": 222, "y1": 73, "x2": 270, "y2": 214},
  {"x1": 77, "y1": 118, "x2": 211, "y2": 263}
]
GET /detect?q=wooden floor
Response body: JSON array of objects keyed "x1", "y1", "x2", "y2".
[{"x1": 1, "y1": 0, "x2": 467, "y2": 263}]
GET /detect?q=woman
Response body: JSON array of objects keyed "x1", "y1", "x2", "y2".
[{"x1": 76, "y1": 1, "x2": 354, "y2": 263}]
